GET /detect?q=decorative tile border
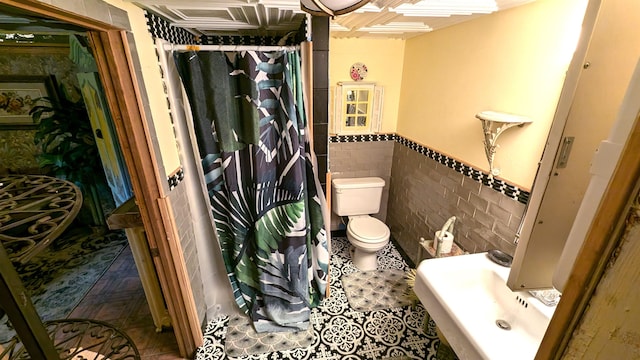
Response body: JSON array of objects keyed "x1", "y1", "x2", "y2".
[
  {"x1": 168, "y1": 168, "x2": 185, "y2": 191},
  {"x1": 145, "y1": 10, "x2": 306, "y2": 47},
  {"x1": 329, "y1": 133, "x2": 396, "y2": 142},
  {"x1": 202, "y1": 35, "x2": 280, "y2": 45},
  {"x1": 145, "y1": 10, "x2": 201, "y2": 44},
  {"x1": 202, "y1": 32, "x2": 304, "y2": 46},
  {"x1": 329, "y1": 133, "x2": 530, "y2": 204}
]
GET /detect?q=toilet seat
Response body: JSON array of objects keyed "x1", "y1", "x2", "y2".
[{"x1": 347, "y1": 216, "x2": 390, "y2": 243}]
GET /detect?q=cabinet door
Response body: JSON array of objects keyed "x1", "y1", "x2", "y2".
[{"x1": 333, "y1": 82, "x2": 382, "y2": 135}]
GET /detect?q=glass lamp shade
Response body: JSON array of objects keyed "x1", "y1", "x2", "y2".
[{"x1": 300, "y1": 0, "x2": 371, "y2": 17}]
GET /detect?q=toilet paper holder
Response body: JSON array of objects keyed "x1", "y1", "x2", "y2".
[{"x1": 434, "y1": 216, "x2": 456, "y2": 256}]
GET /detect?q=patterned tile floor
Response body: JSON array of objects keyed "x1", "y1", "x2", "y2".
[{"x1": 196, "y1": 236, "x2": 441, "y2": 360}]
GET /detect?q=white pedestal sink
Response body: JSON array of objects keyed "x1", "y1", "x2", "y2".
[{"x1": 414, "y1": 253, "x2": 557, "y2": 360}]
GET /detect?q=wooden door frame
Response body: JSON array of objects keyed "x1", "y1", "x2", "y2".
[
  {"x1": 536, "y1": 110, "x2": 640, "y2": 358},
  {"x1": 0, "y1": 0, "x2": 201, "y2": 357}
]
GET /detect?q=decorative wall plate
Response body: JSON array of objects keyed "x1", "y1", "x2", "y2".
[{"x1": 350, "y1": 62, "x2": 368, "y2": 81}]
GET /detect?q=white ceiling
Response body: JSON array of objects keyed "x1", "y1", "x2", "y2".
[{"x1": 131, "y1": 0, "x2": 536, "y2": 39}]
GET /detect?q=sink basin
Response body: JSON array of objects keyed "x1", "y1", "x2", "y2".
[{"x1": 414, "y1": 252, "x2": 557, "y2": 360}]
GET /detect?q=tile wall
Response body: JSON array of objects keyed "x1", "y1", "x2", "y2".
[
  {"x1": 167, "y1": 182, "x2": 207, "y2": 323},
  {"x1": 312, "y1": 17, "x2": 330, "y2": 191},
  {"x1": 329, "y1": 134, "x2": 528, "y2": 265},
  {"x1": 328, "y1": 138, "x2": 395, "y2": 229}
]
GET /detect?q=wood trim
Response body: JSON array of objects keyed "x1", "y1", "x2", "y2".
[
  {"x1": 0, "y1": 0, "x2": 120, "y2": 31},
  {"x1": 124, "y1": 227, "x2": 172, "y2": 331},
  {"x1": 536, "y1": 113, "x2": 640, "y2": 358},
  {"x1": 87, "y1": 30, "x2": 198, "y2": 357},
  {"x1": 325, "y1": 171, "x2": 331, "y2": 298}
]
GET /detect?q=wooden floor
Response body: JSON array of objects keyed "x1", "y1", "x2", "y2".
[{"x1": 68, "y1": 245, "x2": 185, "y2": 359}]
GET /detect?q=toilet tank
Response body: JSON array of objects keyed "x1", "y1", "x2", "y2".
[{"x1": 332, "y1": 177, "x2": 385, "y2": 216}]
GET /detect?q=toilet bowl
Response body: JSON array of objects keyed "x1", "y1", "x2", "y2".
[
  {"x1": 331, "y1": 177, "x2": 390, "y2": 271},
  {"x1": 347, "y1": 215, "x2": 390, "y2": 271}
]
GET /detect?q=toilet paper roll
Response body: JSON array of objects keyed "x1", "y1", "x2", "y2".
[{"x1": 435, "y1": 230, "x2": 454, "y2": 254}]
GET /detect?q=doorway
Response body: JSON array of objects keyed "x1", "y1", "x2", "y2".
[
  {"x1": 0, "y1": 18, "x2": 182, "y2": 359},
  {"x1": 0, "y1": 0, "x2": 201, "y2": 357}
]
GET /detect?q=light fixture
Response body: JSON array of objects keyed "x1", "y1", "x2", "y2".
[{"x1": 300, "y1": 0, "x2": 371, "y2": 17}]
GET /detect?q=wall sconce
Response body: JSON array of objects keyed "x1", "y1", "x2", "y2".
[
  {"x1": 476, "y1": 111, "x2": 532, "y2": 177},
  {"x1": 300, "y1": 0, "x2": 371, "y2": 17}
]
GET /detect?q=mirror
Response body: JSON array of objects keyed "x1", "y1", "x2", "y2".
[{"x1": 508, "y1": 0, "x2": 640, "y2": 291}]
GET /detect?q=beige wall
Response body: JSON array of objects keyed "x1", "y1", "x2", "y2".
[
  {"x1": 104, "y1": 0, "x2": 182, "y2": 183},
  {"x1": 329, "y1": 38, "x2": 405, "y2": 134},
  {"x1": 396, "y1": 0, "x2": 587, "y2": 188}
]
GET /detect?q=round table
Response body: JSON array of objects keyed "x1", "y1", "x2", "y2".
[{"x1": 0, "y1": 175, "x2": 82, "y2": 264}]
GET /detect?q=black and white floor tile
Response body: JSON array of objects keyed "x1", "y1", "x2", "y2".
[{"x1": 195, "y1": 237, "x2": 441, "y2": 360}]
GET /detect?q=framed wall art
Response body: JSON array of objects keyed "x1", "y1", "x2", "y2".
[{"x1": 0, "y1": 75, "x2": 57, "y2": 129}]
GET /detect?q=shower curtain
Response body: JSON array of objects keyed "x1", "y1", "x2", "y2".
[{"x1": 174, "y1": 49, "x2": 329, "y2": 332}]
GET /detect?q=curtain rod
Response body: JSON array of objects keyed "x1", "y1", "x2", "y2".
[{"x1": 164, "y1": 44, "x2": 300, "y2": 52}]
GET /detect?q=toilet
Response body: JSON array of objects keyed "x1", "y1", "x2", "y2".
[{"x1": 332, "y1": 177, "x2": 390, "y2": 271}]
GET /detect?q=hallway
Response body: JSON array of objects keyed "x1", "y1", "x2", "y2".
[{"x1": 68, "y1": 245, "x2": 183, "y2": 359}]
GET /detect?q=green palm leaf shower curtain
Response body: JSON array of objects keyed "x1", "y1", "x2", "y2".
[{"x1": 174, "y1": 49, "x2": 329, "y2": 332}]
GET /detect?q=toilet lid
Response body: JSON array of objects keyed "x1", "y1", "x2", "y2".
[{"x1": 348, "y1": 217, "x2": 389, "y2": 241}]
